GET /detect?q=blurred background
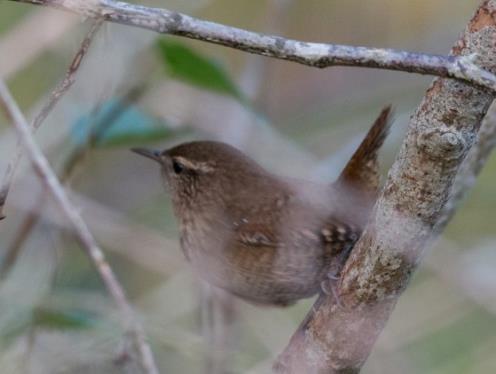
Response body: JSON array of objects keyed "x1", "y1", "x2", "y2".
[{"x1": 0, "y1": 0, "x2": 495, "y2": 373}]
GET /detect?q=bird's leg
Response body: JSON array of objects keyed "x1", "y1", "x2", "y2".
[
  {"x1": 320, "y1": 271, "x2": 343, "y2": 308},
  {"x1": 327, "y1": 271, "x2": 340, "y2": 281}
]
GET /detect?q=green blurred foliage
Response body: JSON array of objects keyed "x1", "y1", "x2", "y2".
[
  {"x1": 156, "y1": 38, "x2": 244, "y2": 101},
  {"x1": 0, "y1": 3, "x2": 30, "y2": 34},
  {"x1": 32, "y1": 306, "x2": 97, "y2": 331}
]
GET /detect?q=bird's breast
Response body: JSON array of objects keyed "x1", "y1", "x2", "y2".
[{"x1": 178, "y1": 213, "x2": 335, "y2": 306}]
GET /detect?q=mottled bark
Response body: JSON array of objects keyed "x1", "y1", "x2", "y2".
[
  {"x1": 436, "y1": 100, "x2": 496, "y2": 232},
  {"x1": 275, "y1": 2, "x2": 496, "y2": 373}
]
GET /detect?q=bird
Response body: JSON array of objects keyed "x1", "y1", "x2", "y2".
[{"x1": 132, "y1": 106, "x2": 392, "y2": 307}]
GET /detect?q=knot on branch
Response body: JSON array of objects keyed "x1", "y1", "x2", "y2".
[
  {"x1": 416, "y1": 127, "x2": 467, "y2": 161},
  {"x1": 163, "y1": 11, "x2": 183, "y2": 32}
]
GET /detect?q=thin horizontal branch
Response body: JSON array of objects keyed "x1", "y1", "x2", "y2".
[
  {"x1": 0, "y1": 81, "x2": 158, "y2": 374},
  {"x1": 9, "y1": 0, "x2": 496, "y2": 94},
  {"x1": 0, "y1": 19, "x2": 102, "y2": 220},
  {"x1": 276, "y1": 1, "x2": 496, "y2": 372}
]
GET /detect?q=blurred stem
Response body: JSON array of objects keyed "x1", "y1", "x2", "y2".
[
  {"x1": 0, "y1": 19, "x2": 103, "y2": 278},
  {"x1": 61, "y1": 85, "x2": 146, "y2": 182},
  {"x1": 200, "y1": 284, "x2": 236, "y2": 374},
  {"x1": 0, "y1": 86, "x2": 145, "y2": 279},
  {"x1": 252, "y1": 0, "x2": 293, "y2": 111},
  {"x1": 21, "y1": 326, "x2": 37, "y2": 374},
  {"x1": 0, "y1": 210, "x2": 40, "y2": 279},
  {"x1": 0, "y1": 19, "x2": 102, "y2": 220},
  {"x1": 19, "y1": 230, "x2": 60, "y2": 374},
  {"x1": 0, "y1": 78, "x2": 159, "y2": 374}
]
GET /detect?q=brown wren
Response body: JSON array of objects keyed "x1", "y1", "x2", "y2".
[{"x1": 132, "y1": 106, "x2": 392, "y2": 306}]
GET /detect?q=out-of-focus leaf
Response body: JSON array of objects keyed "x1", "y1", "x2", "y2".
[
  {"x1": 0, "y1": 307, "x2": 96, "y2": 346},
  {"x1": 156, "y1": 38, "x2": 243, "y2": 100},
  {"x1": 0, "y1": 4, "x2": 31, "y2": 34},
  {"x1": 71, "y1": 100, "x2": 173, "y2": 147},
  {"x1": 33, "y1": 307, "x2": 97, "y2": 330}
]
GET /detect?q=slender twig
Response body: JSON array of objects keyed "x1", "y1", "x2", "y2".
[
  {"x1": 9, "y1": 0, "x2": 496, "y2": 94},
  {"x1": 0, "y1": 19, "x2": 102, "y2": 220},
  {"x1": 0, "y1": 87, "x2": 145, "y2": 279},
  {"x1": 200, "y1": 284, "x2": 236, "y2": 374},
  {"x1": 0, "y1": 81, "x2": 158, "y2": 374},
  {"x1": 0, "y1": 209, "x2": 39, "y2": 278},
  {"x1": 0, "y1": 18, "x2": 102, "y2": 277},
  {"x1": 61, "y1": 86, "x2": 146, "y2": 181}
]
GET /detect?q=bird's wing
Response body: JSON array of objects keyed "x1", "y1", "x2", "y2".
[
  {"x1": 320, "y1": 217, "x2": 361, "y2": 256},
  {"x1": 234, "y1": 220, "x2": 280, "y2": 248}
]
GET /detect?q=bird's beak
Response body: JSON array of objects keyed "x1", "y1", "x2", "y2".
[{"x1": 131, "y1": 148, "x2": 162, "y2": 164}]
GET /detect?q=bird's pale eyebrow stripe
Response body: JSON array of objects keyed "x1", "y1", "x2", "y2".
[{"x1": 173, "y1": 156, "x2": 214, "y2": 172}]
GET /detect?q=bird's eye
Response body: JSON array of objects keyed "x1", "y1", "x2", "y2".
[{"x1": 172, "y1": 160, "x2": 184, "y2": 174}]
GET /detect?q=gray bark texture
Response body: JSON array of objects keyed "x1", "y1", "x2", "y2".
[
  {"x1": 9, "y1": 0, "x2": 496, "y2": 93},
  {"x1": 275, "y1": 2, "x2": 496, "y2": 373}
]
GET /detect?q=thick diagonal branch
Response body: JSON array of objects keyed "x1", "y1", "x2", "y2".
[
  {"x1": 0, "y1": 81, "x2": 158, "y2": 374},
  {"x1": 276, "y1": 1, "x2": 496, "y2": 373},
  {"x1": 9, "y1": 0, "x2": 496, "y2": 93}
]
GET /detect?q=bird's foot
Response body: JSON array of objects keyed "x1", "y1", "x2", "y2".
[{"x1": 320, "y1": 271, "x2": 343, "y2": 308}]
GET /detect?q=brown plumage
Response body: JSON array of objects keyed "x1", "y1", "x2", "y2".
[{"x1": 132, "y1": 106, "x2": 392, "y2": 306}]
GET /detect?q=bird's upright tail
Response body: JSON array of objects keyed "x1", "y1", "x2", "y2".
[{"x1": 336, "y1": 105, "x2": 393, "y2": 197}]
